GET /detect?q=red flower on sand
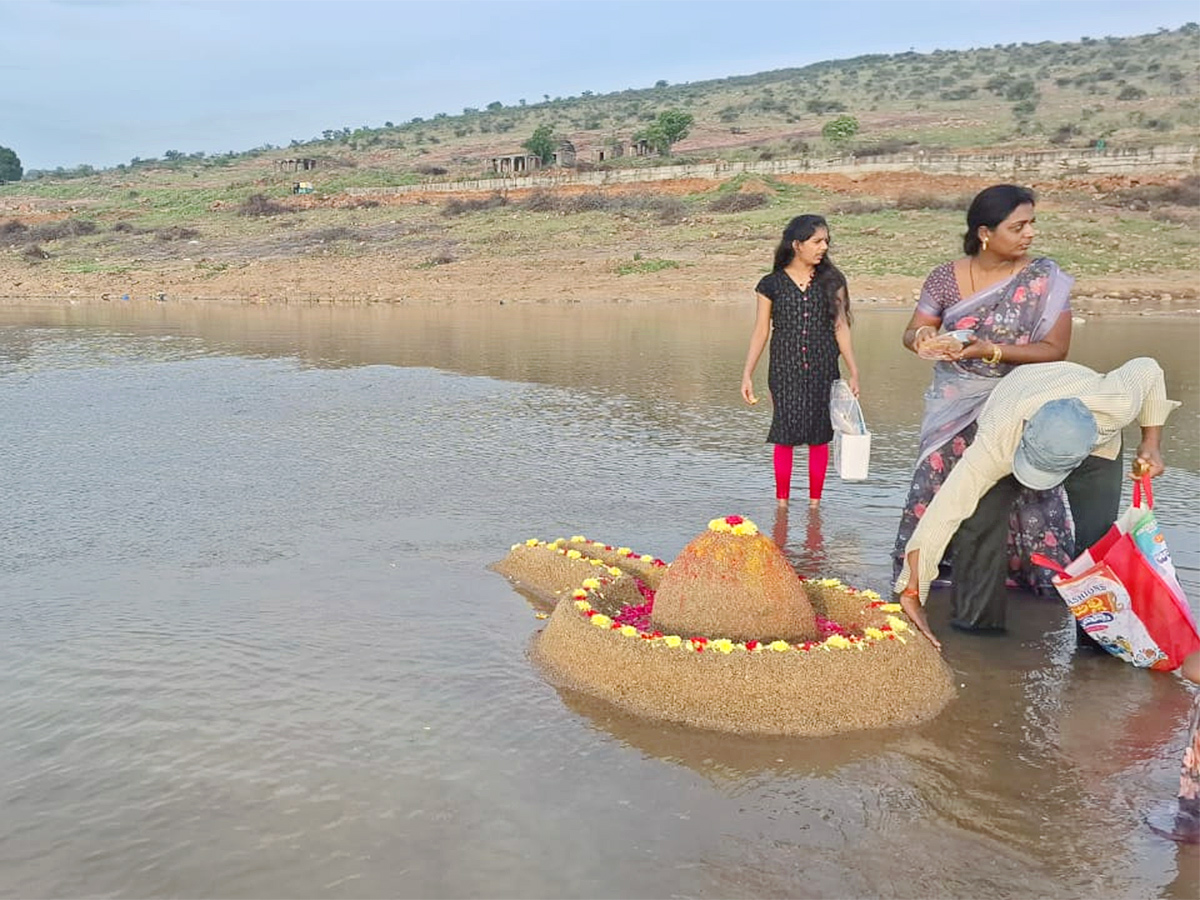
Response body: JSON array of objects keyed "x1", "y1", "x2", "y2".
[{"x1": 725, "y1": 516, "x2": 744, "y2": 526}]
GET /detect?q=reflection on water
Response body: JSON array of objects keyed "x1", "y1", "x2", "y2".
[{"x1": 0, "y1": 301, "x2": 1196, "y2": 899}]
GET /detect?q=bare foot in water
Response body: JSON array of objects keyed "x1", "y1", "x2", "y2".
[{"x1": 777, "y1": 498, "x2": 789, "y2": 509}]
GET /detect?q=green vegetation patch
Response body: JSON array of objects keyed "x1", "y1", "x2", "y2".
[{"x1": 615, "y1": 256, "x2": 681, "y2": 275}]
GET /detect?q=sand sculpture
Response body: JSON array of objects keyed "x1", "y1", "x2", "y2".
[{"x1": 493, "y1": 515, "x2": 956, "y2": 736}]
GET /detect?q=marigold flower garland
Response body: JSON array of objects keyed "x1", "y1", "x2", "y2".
[{"x1": 516, "y1": 518, "x2": 910, "y2": 655}]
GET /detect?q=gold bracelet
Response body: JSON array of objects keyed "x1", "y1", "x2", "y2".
[
  {"x1": 912, "y1": 325, "x2": 934, "y2": 347},
  {"x1": 985, "y1": 343, "x2": 1003, "y2": 365}
]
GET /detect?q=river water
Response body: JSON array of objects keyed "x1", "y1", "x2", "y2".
[{"x1": 0, "y1": 302, "x2": 1197, "y2": 899}]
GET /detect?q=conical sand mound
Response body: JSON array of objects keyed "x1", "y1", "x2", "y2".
[
  {"x1": 652, "y1": 525, "x2": 817, "y2": 642},
  {"x1": 491, "y1": 517, "x2": 957, "y2": 736}
]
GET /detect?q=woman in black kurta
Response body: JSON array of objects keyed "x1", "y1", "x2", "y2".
[{"x1": 741, "y1": 215, "x2": 859, "y2": 508}]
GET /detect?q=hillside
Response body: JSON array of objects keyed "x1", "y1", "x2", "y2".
[{"x1": 17, "y1": 25, "x2": 1200, "y2": 186}]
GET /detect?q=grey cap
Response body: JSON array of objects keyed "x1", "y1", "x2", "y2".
[{"x1": 1013, "y1": 397, "x2": 1099, "y2": 490}]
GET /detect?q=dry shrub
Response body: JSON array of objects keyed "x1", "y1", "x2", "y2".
[
  {"x1": 855, "y1": 139, "x2": 918, "y2": 158},
  {"x1": 561, "y1": 192, "x2": 612, "y2": 213},
  {"x1": 1, "y1": 219, "x2": 28, "y2": 237},
  {"x1": 521, "y1": 190, "x2": 558, "y2": 212},
  {"x1": 415, "y1": 165, "x2": 448, "y2": 176},
  {"x1": 441, "y1": 193, "x2": 507, "y2": 216},
  {"x1": 517, "y1": 189, "x2": 684, "y2": 222},
  {"x1": 707, "y1": 192, "x2": 769, "y2": 213},
  {"x1": 28, "y1": 218, "x2": 100, "y2": 241},
  {"x1": 310, "y1": 227, "x2": 357, "y2": 242},
  {"x1": 1150, "y1": 206, "x2": 1200, "y2": 224},
  {"x1": 654, "y1": 196, "x2": 686, "y2": 224},
  {"x1": 155, "y1": 225, "x2": 201, "y2": 242},
  {"x1": 1116, "y1": 175, "x2": 1200, "y2": 208},
  {"x1": 21, "y1": 243, "x2": 49, "y2": 261},
  {"x1": 111, "y1": 221, "x2": 141, "y2": 233},
  {"x1": 238, "y1": 193, "x2": 287, "y2": 217},
  {"x1": 345, "y1": 197, "x2": 380, "y2": 209}
]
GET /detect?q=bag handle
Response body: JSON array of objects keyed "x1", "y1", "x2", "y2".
[
  {"x1": 1031, "y1": 553, "x2": 1069, "y2": 577},
  {"x1": 1132, "y1": 473, "x2": 1153, "y2": 509}
]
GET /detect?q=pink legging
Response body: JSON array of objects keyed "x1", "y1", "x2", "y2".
[{"x1": 773, "y1": 443, "x2": 830, "y2": 501}]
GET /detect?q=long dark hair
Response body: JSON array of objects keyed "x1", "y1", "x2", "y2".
[
  {"x1": 963, "y1": 184, "x2": 1035, "y2": 255},
  {"x1": 771, "y1": 214, "x2": 850, "y2": 324}
]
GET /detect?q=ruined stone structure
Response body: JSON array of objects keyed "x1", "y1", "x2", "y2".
[
  {"x1": 491, "y1": 139, "x2": 578, "y2": 175},
  {"x1": 274, "y1": 158, "x2": 318, "y2": 173}
]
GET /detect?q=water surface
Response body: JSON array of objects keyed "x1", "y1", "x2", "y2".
[{"x1": 0, "y1": 302, "x2": 1196, "y2": 899}]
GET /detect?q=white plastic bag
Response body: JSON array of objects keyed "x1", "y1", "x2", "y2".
[
  {"x1": 834, "y1": 432, "x2": 871, "y2": 481},
  {"x1": 829, "y1": 379, "x2": 866, "y2": 435},
  {"x1": 829, "y1": 380, "x2": 870, "y2": 480}
]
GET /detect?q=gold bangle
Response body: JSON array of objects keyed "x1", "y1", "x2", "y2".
[{"x1": 985, "y1": 343, "x2": 1003, "y2": 365}]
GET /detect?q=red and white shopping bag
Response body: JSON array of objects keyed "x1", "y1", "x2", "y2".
[{"x1": 1033, "y1": 477, "x2": 1200, "y2": 671}]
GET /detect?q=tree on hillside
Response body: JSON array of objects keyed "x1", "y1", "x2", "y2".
[
  {"x1": 0, "y1": 145, "x2": 22, "y2": 182},
  {"x1": 522, "y1": 124, "x2": 557, "y2": 164},
  {"x1": 822, "y1": 115, "x2": 860, "y2": 147},
  {"x1": 635, "y1": 108, "x2": 695, "y2": 156}
]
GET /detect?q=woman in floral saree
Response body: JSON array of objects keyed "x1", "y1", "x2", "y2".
[{"x1": 892, "y1": 185, "x2": 1076, "y2": 617}]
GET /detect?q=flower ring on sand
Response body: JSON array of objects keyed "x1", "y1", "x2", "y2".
[{"x1": 493, "y1": 516, "x2": 956, "y2": 736}]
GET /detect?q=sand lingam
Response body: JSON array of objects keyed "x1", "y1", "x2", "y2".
[{"x1": 493, "y1": 516, "x2": 956, "y2": 736}]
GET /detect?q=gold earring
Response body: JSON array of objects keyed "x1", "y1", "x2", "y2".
[{"x1": 982, "y1": 236, "x2": 989, "y2": 252}]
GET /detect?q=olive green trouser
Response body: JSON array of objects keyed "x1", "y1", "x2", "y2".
[{"x1": 948, "y1": 448, "x2": 1124, "y2": 631}]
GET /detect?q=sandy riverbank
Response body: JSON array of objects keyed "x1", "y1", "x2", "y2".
[{"x1": 2, "y1": 254, "x2": 1196, "y2": 316}]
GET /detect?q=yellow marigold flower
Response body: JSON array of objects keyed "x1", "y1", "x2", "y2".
[
  {"x1": 607, "y1": 566, "x2": 622, "y2": 577},
  {"x1": 731, "y1": 523, "x2": 758, "y2": 536},
  {"x1": 663, "y1": 635, "x2": 682, "y2": 648},
  {"x1": 712, "y1": 638, "x2": 735, "y2": 654},
  {"x1": 879, "y1": 603, "x2": 902, "y2": 613},
  {"x1": 861, "y1": 590, "x2": 882, "y2": 600},
  {"x1": 708, "y1": 518, "x2": 731, "y2": 533},
  {"x1": 581, "y1": 578, "x2": 601, "y2": 590},
  {"x1": 572, "y1": 589, "x2": 588, "y2": 600},
  {"x1": 574, "y1": 600, "x2": 592, "y2": 611},
  {"x1": 864, "y1": 627, "x2": 886, "y2": 641},
  {"x1": 768, "y1": 640, "x2": 790, "y2": 652},
  {"x1": 525, "y1": 538, "x2": 540, "y2": 547},
  {"x1": 591, "y1": 540, "x2": 606, "y2": 547},
  {"x1": 534, "y1": 612, "x2": 549, "y2": 620},
  {"x1": 886, "y1": 615, "x2": 910, "y2": 633},
  {"x1": 589, "y1": 558, "x2": 604, "y2": 566},
  {"x1": 566, "y1": 549, "x2": 582, "y2": 559},
  {"x1": 570, "y1": 535, "x2": 586, "y2": 543},
  {"x1": 620, "y1": 625, "x2": 638, "y2": 637},
  {"x1": 824, "y1": 634, "x2": 851, "y2": 650},
  {"x1": 817, "y1": 578, "x2": 843, "y2": 587},
  {"x1": 590, "y1": 614, "x2": 612, "y2": 628},
  {"x1": 640, "y1": 554, "x2": 654, "y2": 563},
  {"x1": 617, "y1": 547, "x2": 632, "y2": 556}
]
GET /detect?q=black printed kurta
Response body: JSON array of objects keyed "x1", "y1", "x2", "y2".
[{"x1": 756, "y1": 270, "x2": 841, "y2": 446}]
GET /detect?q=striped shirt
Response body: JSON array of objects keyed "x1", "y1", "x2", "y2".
[{"x1": 895, "y1": 358, "x2": 1180, "y2": 603}]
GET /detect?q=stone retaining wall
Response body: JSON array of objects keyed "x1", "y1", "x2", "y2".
[{"x1": 347, "y1": 145, "x2": 1198, "y2": 196}]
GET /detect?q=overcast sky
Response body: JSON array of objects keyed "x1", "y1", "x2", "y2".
[{"x1": 4, "y1": 0, "x2": 1196, "y2": 171}]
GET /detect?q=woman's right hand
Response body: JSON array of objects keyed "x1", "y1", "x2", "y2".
[{"x1": 741, "y1": 375, "x2": 758, "y2": 405}]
